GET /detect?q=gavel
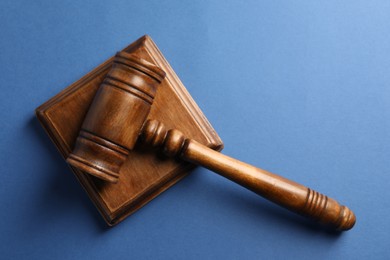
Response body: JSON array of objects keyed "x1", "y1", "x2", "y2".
[{"x1": 67, "y1": 51, "x2": 356, "y2": 231}]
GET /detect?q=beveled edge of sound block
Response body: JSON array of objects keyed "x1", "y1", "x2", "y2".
[{"x1": 35, "y1": 35, "x2": 223, "y2": 226}]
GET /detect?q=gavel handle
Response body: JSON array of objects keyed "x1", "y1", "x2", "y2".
[{"x1": 141, "y1": 120, "x2": 356, "y2": 231}]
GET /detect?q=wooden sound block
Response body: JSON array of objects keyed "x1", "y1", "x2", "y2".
[{"x1": 36, "y1": 35, "x2": 223, "y2": 226}]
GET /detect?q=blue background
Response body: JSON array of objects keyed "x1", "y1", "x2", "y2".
[{"x1": 1, "y1": 0, "x2": 389, "y2": 259}]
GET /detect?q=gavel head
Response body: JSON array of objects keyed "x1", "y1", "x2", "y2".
[{"x1": 66, "y1": 52, "x2": 166, "y2": 183}]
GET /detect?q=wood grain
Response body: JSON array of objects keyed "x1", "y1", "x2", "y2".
[
  {"x1": 141, "y1": 120, "x2": 356, "y2": 231},
  {"x1": 67, "y1": 52, "x2": 166, "y2": 183},
  {"x1": 35, "y1": 35, "x2": 223, "y2": 226}
]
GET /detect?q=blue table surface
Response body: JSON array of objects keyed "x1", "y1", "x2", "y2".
[{"x1": 1, "y1": 1, "x2": 389, "y2": 259}]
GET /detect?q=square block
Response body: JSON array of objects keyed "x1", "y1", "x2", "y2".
[{"x1": 36, "y1": 35, "x2": 223, "y2": 225}]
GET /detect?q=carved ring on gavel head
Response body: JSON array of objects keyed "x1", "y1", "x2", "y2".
[
  {"x1": 66, "y1": 52, "x2": 166, "y2": 183},
  {"x1": 66, "y1": 54, "x2": 356, "y2": 231}
]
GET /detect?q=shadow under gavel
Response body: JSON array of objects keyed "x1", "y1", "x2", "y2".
[{"x1": 67, "y1": 51, "x2": 356, "y2": 231}]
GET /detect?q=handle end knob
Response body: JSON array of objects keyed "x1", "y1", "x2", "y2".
[{"x1": 336, "y1": 205, "x2": 356, "y2": 231}]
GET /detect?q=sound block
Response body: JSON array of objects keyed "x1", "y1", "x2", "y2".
[{"x1": 36, "y1": 35, "x2": 223, "y2": 226}]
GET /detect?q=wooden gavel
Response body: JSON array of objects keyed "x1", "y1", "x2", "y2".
[{"x1": 67, "y1": 51, "x2": 356, "y2": 231}]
